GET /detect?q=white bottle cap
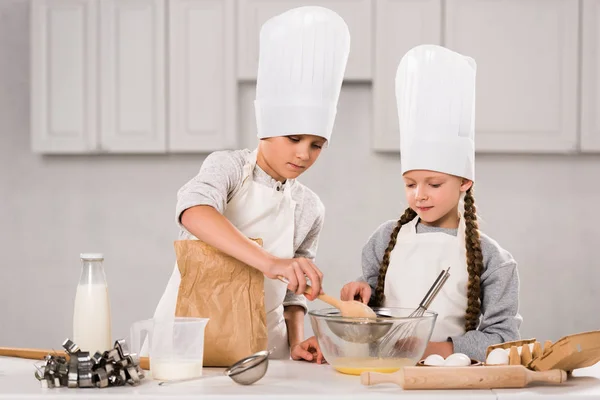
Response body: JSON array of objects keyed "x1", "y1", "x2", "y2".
[{"x1": 80, "y1": 253, "x2": 104, "y2": 261}]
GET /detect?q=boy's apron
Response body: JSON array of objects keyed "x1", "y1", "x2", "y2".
[{"x1": 153, "y1": 149, "x2": 295, "y2": 359}]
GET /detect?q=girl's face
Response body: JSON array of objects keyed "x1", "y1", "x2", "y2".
[
  {"x1": 258, "y1": 134, "x2": 326, "y2": 182},
  {"x1": 402, "y1": 170, "x2": 473, "y2": 228}
]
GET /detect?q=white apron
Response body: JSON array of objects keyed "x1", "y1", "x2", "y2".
[
  {"x1": 152, "y1": 150, "x2": 295, "y2": 359},
  {"x1": 384, "y1": 215, "x2": 469, "y2": 341}
]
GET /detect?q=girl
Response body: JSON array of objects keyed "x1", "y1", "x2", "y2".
[
  {"x1": 341, "y1": 45, "x2": 522, "y2": 362},
  {"x1": 153, "y1": 6, "x2": 350, "y2": 363}
]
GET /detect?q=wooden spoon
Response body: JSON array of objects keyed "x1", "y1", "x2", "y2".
[
  {"x1": 308, "y1": 285, "x2": 377, "y2": 318},
  {"x1": 278, "y1": 277, "x2": 376, "y2": 318}
]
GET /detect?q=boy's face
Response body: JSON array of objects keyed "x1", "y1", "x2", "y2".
[
  {"x1": 402, "y1": 170, "x2": 472, "y2": 228},
  {"x1": 258, "y1": 134, "x2": 327, "y2": 181}
]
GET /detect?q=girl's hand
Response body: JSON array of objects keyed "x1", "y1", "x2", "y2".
[
  {"x1": 291, "y1": 336, "x2": 325, "y2": 364},
  {"x1": 340, "y1": 281, "x2": 371, "y2": 304},
  {"x1": 421, "y1": 341, "x2": 454, "y2": 360}
]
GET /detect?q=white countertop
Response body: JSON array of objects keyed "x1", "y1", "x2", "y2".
[
  {"x1": 1, "y1": 356, "x2": 599, "y2": 399},
  {"x1": 491, "y1": 363, "x2": 600, "y2": 399}
]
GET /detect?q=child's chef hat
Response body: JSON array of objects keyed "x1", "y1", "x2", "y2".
[
  {"x1": 255, "y1": 6, "x2": 350, "y2": 143},
  {"x1": 396, "y1": 45, "x2": 477, "y2": 181}
]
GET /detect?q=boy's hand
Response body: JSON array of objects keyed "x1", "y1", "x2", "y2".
[
  {"x1": 265, "y1": 257, "x2": 323, "y2": 301},
  {"x1": 340, "y1": 281, "x2": 371, "y2": 304},
  {"x1": 291, "y1": 336, "x2": 325, "y2": 364}
]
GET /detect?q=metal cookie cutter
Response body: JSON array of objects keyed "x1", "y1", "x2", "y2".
[
  {"x1": 106, "y1": 348, "x2": 121, "y2": 363},
  {"x1": 76, "y1": 352, "x2": 94, "y2": 388},
  {"x1": 94, "y1": 368, "x2": 109, "y2": 388},
  {"x1": 126, "y1": 366, "x2": 141, "y2": 385},
  {"x1": 78, "y1": 370, "x2": 94, "y2": 388},
  {"x1": 68, "y1": 357, "x2": 79, "y2": 388},
  {"x1": 62, "y1": 339, "x2": 80, "y2": 354},
  {"x1": 35, "y1": 338, "x2": 146, "y2": 389},
  {"x1": 92, "y1": 351, "x2": 104, "y2": 366}
]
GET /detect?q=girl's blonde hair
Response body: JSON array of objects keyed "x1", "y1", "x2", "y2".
[{"x1": 373, "y1": 186, "x2": 483, "y2": 331}]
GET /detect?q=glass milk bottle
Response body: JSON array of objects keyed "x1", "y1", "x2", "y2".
[{"x1": 73, "y1": 253, "x2": 112, "y2": 353}]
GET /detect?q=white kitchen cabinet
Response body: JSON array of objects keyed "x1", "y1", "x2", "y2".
[
  {"x1": 168, "y1": 0, "x2": 237, "y2": 152},
  {"x1": 31, "y1": 0, "x2": 98, "y2": 153},
  {"x1": 237, "y1": 0, "x2": 372, "y2": 81},
  {"x1": 371, "y1": 0, "x2": 442, "y2": 152},
  {"x1": 99, "y1": 0, "x2": 166, "y2": 153},
  {"x1": 30, "y1": 0, "x2": 589, "y2": 156},
  {"x1": 445, "y1": 0, "x2": 579, "y2": 153},
  {"x1": 31, "y1": 0, "x2": 165, "y2": 154},
  {"x1": 582, "y1": 0, "x2": 600, "y2": 152}
]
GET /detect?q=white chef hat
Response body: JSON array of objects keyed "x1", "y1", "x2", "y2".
[
  {"x1": 396, "y1": 44, "x2": 477, "y2": 181},
  {"x1": 254, "y1": 6, "x2": 350, "y2": 143}
]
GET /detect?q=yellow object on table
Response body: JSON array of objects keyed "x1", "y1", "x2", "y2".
[{"x1": 332, "y1": 357, "x2": 414, "y2": 375}]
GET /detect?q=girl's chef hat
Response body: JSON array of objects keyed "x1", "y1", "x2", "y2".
[{"x1": 396, "y1": 45, "x2": 477, "y2": 181}]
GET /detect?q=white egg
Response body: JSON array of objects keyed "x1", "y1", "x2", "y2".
[
  {"x1": 486, "y1": 348, "x2": 510, "y2": 365},
  {"x1": 423, "y1": 354, "x2": 445, "y2": 366},
  {"x1": 443, "y1": 353, "x2": 471, "y2": 367}
]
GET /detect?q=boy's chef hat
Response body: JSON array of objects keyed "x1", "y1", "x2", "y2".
[
  {"x1": 396, "y1": 44, "x2": 477, "y2": 181},
  {"x1": 255, "y1": 6, "x2": 350, "y2": 143}
]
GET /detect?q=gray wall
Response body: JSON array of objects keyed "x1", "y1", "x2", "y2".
[{"x1": 1, "y1": 0, "x2": 599, "y2": 350}]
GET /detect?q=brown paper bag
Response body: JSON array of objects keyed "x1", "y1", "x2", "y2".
[{"x1": 173, "y1": 239, "x2": 268, "y2": 367}]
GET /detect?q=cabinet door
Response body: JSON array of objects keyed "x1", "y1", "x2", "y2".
[
  {"x1": 371, "y1": 0, "x2": 442, "y2": 151},
  {"x1": 446, "y1": 0, "x2": 579, "y2": 153},
  {"x1": 237, "y1": 0, "x2": 372, "y2": 81},
  {"x1": 31, "y1": 0, "x2": 97, "y2": 153},
  {"x1": 582, "y1": 0, "x2": 600, "y2": 152},
  {"x1": 99, "y1": 0, "x2": 166, "y2": 153},
  {"x1": 168, "y1": 0, "x2": 237, "y2": 152}
]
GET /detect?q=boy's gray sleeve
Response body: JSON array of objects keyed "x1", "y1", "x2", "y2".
[
  {"x1": 359, "y1": 220, "x2": 397, "y2": 304},
  {"x1": 450, "y1": 260, "x2": 523, "y2": 361},
  {"x1": 175, "y1": 151, "x2": 243, "y2": 232},
  {"x1": 283, "y1": 206, "x2": 325, "y2": 313}
]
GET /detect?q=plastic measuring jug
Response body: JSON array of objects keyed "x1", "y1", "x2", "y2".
[{"x1": 129, "y1": 317, "x2": 209, "y2": 381}]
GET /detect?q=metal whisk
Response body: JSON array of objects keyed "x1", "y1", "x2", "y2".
[{"x1": 377, "y1": 267, "x2": 451, "y2": 357}]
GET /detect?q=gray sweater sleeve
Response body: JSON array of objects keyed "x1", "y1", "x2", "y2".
[
  {"x1": 450, "y1": 234, "x2": 523, "y2": 361},
  {"x1": 359, "y1": 221, "x2": 522, "y2": 361},
  {"x1": 359, "y1": 220, "x2": 398, "y2": 304},
  {"x1": 175, "y1": 150, "x2": 245, "y2": 233}
]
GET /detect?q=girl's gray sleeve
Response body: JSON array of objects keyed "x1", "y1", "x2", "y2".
[
  {"x1": 358, "y1": 220, "x2": 397, "y2": 304},
  {"x1": 450, "y1": 236, "x2": 523, "y2": 361}
]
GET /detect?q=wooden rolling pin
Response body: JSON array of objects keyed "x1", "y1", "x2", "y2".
[
  {"x1": 0, "y1": 347, "x2": 150, "y2": 370},
  {"x1": 361, "y1": 365, "x2": 567, "y2": 390},
  {"x1": 0, "y1": 347, "x2": 68, "y2": 360}
]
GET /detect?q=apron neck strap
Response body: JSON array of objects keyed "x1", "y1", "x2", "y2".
[
  {"x1": 242, "y1": 148, "x2": 259, "y2": 180},
  {"x1": 402, "y1": 212, "x2": 467, "y2": 238},
  {"x1": 243, "y1": 148, "x2": 296, "y2": 198},
  {"x1": 398, "y1": 214, "x2": 420, "y2": 238}
]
